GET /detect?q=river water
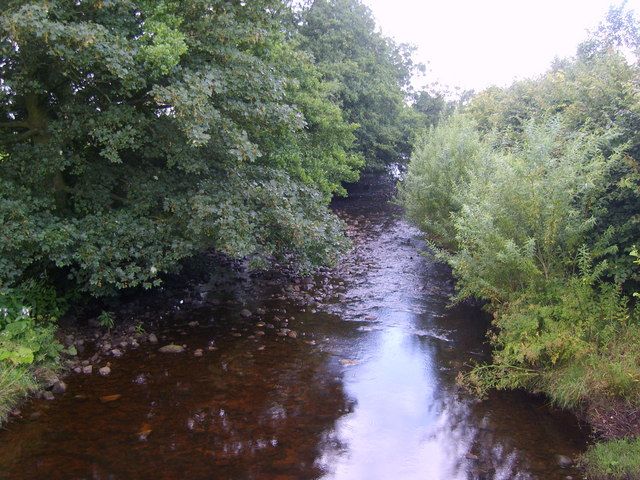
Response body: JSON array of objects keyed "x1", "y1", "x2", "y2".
[{"x1": 0, "y1": 174, "x2": 587, "y2": 479}]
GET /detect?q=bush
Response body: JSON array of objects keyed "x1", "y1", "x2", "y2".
[
  {"x1": 431, "y1": 118, "x2": 606, "y2": 304},
  {"x1": 466, "y1": 253, "x2": 640, "y2": 408},
  {"x1": 0, "y1": 282, "x2": 64, "y2": 423},
  {"x1": 0, "y1": 281, "x2": 64, "y2": 366},
  {"x1": 399, "y1": 115, "x2": 486, "y2": 248}
]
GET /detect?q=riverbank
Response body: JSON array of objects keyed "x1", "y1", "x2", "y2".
[{"x1": 0, "y1": 174, "x2": 588, "y2": 479}]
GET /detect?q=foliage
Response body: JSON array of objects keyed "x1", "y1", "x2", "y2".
[
  {"x1": 401, "y1": 4, "x2": 640, "y2": 420},
  {"x1": 399, "y1": 115, "x2": 486, "y2": 248},
  {"x1": 467, "y1": 251, "x2": 640, "y2": 408},
  {"x1": 0, "y1": 0, "x2": 362, "y2": 297},
  {"x1": 466, "y1": 24, "x2": 640, "y2": 288},
  {"x1": 582, "y1": 437, "x2": 640, "y2": 480},
  {"x1": 97, "y1": 311, "x2": 115, "y2": 331},
  {"x1": 0, "y1": 282, "x2": 63, "y2": 366},
  {"x1": 0, "y1": 364, "x2": 37, "y2": 424},
  {"x1": 298, "y1": 0, "x2": 422, "y2": 166},
  {"x1": 448, "y1": 119, "x2": 607, "y2": 304}
]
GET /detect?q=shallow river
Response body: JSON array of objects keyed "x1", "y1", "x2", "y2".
[{"x1": 0, "y1": 175, "x2": 587, "y2": 479}]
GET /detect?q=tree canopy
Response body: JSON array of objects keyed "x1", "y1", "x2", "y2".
[{"x1": 0, "y1": 0, "x2": 364, "y2": 296}]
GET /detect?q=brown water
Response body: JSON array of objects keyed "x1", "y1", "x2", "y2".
[{"x1": 0, "y1": 175, "x2": 587, "y2": 480}]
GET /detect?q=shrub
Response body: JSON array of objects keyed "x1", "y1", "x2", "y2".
[
  {"x1": 399, "y1": 114, "x2": 486, "y2": 248},
  {"x1": 448, "y1": 118, "x2": 606, "y2": 304}
]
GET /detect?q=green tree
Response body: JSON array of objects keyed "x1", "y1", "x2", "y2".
[
  {"x1": 298, "y1": 0, "x2": 421, "y2": 167},
  {"x1": 0, "y1": 0, "x2": 361, "y2": 296}
]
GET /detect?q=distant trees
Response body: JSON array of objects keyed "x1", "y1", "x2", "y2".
[{"x1": 297, "y1": 0, "x2": 422, "y2": 167}]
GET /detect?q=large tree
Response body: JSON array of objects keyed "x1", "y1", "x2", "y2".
[{"x1": 0, "y1": 0, "x2": 362, "y2": 296}]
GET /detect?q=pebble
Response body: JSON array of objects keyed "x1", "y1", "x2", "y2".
[
  {"x1": 82, "y1": 365, "x2": 93, "y2": 375},
  {"x1": 52, "y1": 381, "x2": 67, "y2": 394},
  {"x1": 339, "y1": 359, "x2": 359, "y2": 366},
  {"x1": 557, "y1": 455, "x2": 573, "y2": 468},
  {"x1": 100, "y1": 394, "x2": 122, "y2": 403},
  {"x1": 240, "y1": 309, "x2": 252, "y2": 318},
  {"x1": 287, "y1": 330, "x2": 298, "y2": 339},
  {"x1": 99, "y1": 366, "x2": 111, "y2": 376},
  {"x1": 188, "y1": 321, "x2": 199, "y2": 327},
  {"x1": 148, "y1": 333, "x2": 158, "y2": 344},
  {"x1": 111, "y1": 348, "x2": 123, "y2": 358},
  {"x1": 158, "y1": 344, "x2": 185, "y2": 354},
  {"x1": 193, "y1": 349, "x2": 204, "y2": 357},
  {"x1": 42, "y1": 391, "x2": 55, "y2": 401}
]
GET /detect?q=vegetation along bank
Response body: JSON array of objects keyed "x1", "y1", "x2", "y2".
[{"x1": 1, "y1": 0, "x2": 639, "y2": 478}]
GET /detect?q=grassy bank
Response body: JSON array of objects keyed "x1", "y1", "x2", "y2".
[
  {"x1": 0, "y1": 365, "x2": 39, "y2": 424},
  {"x1": 582, "y1": 437, "x2": 640, "y2": 480}
]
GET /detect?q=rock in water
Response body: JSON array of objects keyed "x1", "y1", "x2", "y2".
[
  {"x1": 99, "y1": 366, "x2": 111, "y2": 376},
  {"x1": 240, "y1": 309, "x2": 252, "y2": 318},
  {"x1": 557, "y1": 455, "x2": 573, "y2": 468},
  {"x1": 159, "y1": 344, "x2": 185, "y2": 354},
  {"x1": 148, "y1": 333, "x2": 158, "y2": 344},
  {"x1": 52, "y1": 381, "x2": 67, "y2": 394},
  {"x1": 100, "y1": 394, "x2": 122, "y2": 403}
]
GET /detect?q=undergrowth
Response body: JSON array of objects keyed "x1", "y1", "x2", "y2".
[{"x1": 0, "y1": 281, "x2": 65, "y2": 424}]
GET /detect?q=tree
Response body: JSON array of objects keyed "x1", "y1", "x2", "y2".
[
  {"x1": 0, "y1": 0, "x2": 362, "y2": 295},
  {"x1": 298, "y1": 0, "x2": 422, "y2": 167}
]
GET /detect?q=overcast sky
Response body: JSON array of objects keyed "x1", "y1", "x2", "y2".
[{"x1": 362, "y1": 0, "x2": 640, "y2": 93}]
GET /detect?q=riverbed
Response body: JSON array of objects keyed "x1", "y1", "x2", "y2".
[{"x1": 0, "y1": 174, "x2": 587, "y2": 479}]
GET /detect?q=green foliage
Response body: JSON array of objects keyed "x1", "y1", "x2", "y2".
[
  {"x1": 97, "y1": 311, "x2": 115, "y2": 330},
  {"x1": 402, "y1": 4, "x2": 640, "y2": 416},
  {"x1": 582, "y1": 437, "x2": 640, "y2": 480},
  {"x1": 449, "y1": 119, "x2": 606, "y2": 304},
  {"x1": 466, "y1": 19, "x2": 640, "y2": 287},
  {"x1": 0, "y1": 281, "x2": 63, "y2": 424},
  {"x1": 399, "y1": 115, "x2": 486, "y2": 248},
  {"x1": 298, "y1": 0, "x2": 421, "y2": 166},
  {"x1": 0, "y1": 364, "x2": 37, "y2": 424},
  {"x1": 470, "y1": 255, "x2": 640, "y2": 407},
  {"x1": 0, "y1": 0, "x2": 362, "y2": 297},
  {"x1": 0, "y1": 283, "x2": 62, "y2": 367}
]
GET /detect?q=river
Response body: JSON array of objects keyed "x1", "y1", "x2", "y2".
[{"x1": 0, "y1": 174, "x2": 587, "y2": 479}]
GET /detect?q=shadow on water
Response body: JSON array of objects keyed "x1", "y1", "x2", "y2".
[{"x1": 0, "y1": 173, "x2": 587, "y2": 479}]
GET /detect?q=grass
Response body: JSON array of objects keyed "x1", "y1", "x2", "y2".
[
  {"x1": 0, "y1": 364, "x2": 38, "y2": 424},
  {"x1": 582, "y1": 437, "x2": 640, "y2": 480}
]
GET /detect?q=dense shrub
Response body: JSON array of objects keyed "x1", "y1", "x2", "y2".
[{"x1": 399, "y1": 115, "x2": 486, "y2": 248}]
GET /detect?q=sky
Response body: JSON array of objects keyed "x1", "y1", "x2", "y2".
[{"x1": 362, "y1": 0, "x2": 640, "y2": 93}]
